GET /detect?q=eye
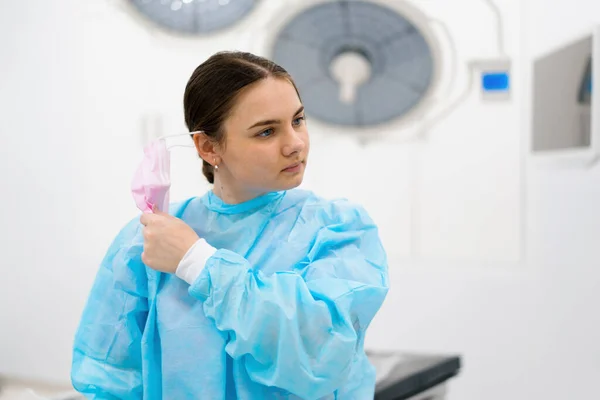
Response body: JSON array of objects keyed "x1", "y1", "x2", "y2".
[
  {"x1": 292, "y1": 116, "x2": 305, "y2": 126},
  {"x1": 257, "y1": 128, "x2": 274, "y2": 138}
]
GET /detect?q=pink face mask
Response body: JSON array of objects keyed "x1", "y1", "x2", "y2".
[{"x1": 131, "y1": 132, "x2": 201, "y2": 213}]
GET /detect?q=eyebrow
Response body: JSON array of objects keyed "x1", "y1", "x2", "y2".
[{"x1": 247, "y1": 106, "x2": 305, "y2": 130}]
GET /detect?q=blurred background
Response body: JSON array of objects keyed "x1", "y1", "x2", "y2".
[{"x1": 1, "y1": 0, "x2": 599, "y2": 399}]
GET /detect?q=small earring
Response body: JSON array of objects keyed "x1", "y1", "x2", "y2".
[{"x1": 214, "y1": 164, "x2": 219, "y2": 172}]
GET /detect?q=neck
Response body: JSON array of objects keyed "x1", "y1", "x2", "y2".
[{"x1": 212, "y1": 174, "x2": 267, "y2": 205}]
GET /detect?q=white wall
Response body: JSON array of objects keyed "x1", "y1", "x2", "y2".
[
  {"x1": 365, "y1": 2, "x2": 600, "y2": 400},
  {"x1": 0, "y1": 0, "x2": 599, "y2": 399},
  {"x1": 0, "y1": 0, "x2": 88, "y2": 382}
]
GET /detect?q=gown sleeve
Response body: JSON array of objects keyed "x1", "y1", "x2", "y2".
[
  {"x1": 71, "y1": 218, "x2": 148, "y2": 400},
  {"x1": 185, "y1": 200, "x2": 389, "y2": 399}
]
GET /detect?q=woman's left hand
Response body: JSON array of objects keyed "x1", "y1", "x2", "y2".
[{"x1": 139, "y1": 205, "x2": 200, "y2": 274}]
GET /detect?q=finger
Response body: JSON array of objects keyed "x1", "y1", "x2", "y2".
[
  {"x1": 140, "y1": 212, "x2": 160, "y2": 226},
  {"x1": 152, "y1": 204, "x2": 170, "y2": 215},
  {"x1": 141, "y1": 251, "x2": 151, "y2": 266},
  {"x1": 152, "y1": 205, "x2": 168, "y2": 216}
]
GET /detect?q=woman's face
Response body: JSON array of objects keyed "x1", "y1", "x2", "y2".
[{"x1": 217, "y1": 77, "x2": 309, "y2": 198}]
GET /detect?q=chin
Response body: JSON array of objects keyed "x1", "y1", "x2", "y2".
[
  {"x1": 279, "y1": 180, "x2": 303, "y2": 191},
  {"x1": 282, "y1": 181, "x2": 303, "y2": 190},
  {"x1": 274, "y1": 174, "x2": 304, "y2": 191}
]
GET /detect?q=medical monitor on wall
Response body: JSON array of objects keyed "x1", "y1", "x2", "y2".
[{"x1": 532, "y1": 26, "x2": 599, "y2": 165}]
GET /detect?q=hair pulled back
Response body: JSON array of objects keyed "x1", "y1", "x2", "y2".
[{"x1": 183, "y1": 51, "x2": 300, "y2": 183}]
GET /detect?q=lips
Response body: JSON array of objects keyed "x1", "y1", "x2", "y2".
[
  {"x1": 281, "y1": 160, "x2": 304, "y2": 172},
  {"x1": 282, "y1": 161, "x2": 303, "y2": 172}
]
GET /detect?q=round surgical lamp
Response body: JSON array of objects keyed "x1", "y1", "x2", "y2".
[
  {"x1": 127, "y1": 0, "x2": 258, "y2": 35},
  {"x1": 271, "y1": 1, "x2": 435, "y2": 127},
  {"x1": 330, "y1": 50, "x2": 372, "y2": 104}
]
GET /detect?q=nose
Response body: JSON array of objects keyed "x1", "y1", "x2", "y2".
[{"x1": 281, "y1": 127, "x2": 306, "y2": 157}]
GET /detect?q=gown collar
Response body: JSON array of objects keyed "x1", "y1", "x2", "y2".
[{"x1": 202, "y1": 190, "x2": 286, "y2": 215}]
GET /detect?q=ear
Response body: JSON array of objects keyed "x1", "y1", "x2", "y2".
[{"x1": 192, "y1": 132, "x2": 221, "y2": 166}]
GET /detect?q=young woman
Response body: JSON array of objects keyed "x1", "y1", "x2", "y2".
[{"x1": 71, "y1": 51, "x2": 389, "y2": 400}]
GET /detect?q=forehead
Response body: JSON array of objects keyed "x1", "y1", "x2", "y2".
[{"x1": 228, "y1": 77, "x2": 302, "y2": 124}]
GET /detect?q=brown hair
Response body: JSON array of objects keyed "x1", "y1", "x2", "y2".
[{"x1": 183, "y1": 51, "x2": 301, "y2": 184}]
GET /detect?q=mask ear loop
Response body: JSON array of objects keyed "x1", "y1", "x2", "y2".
[
  {"x1": 156, "y1": 131, "x2": 203, "y2": 141},
  {"x1": 158, "y1": 131, "x2": 204, "y2": 151}
]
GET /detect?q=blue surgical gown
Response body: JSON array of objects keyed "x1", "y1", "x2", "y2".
[{"x1": 71, "y1": 189, "x2": 389, "y2": 399}]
